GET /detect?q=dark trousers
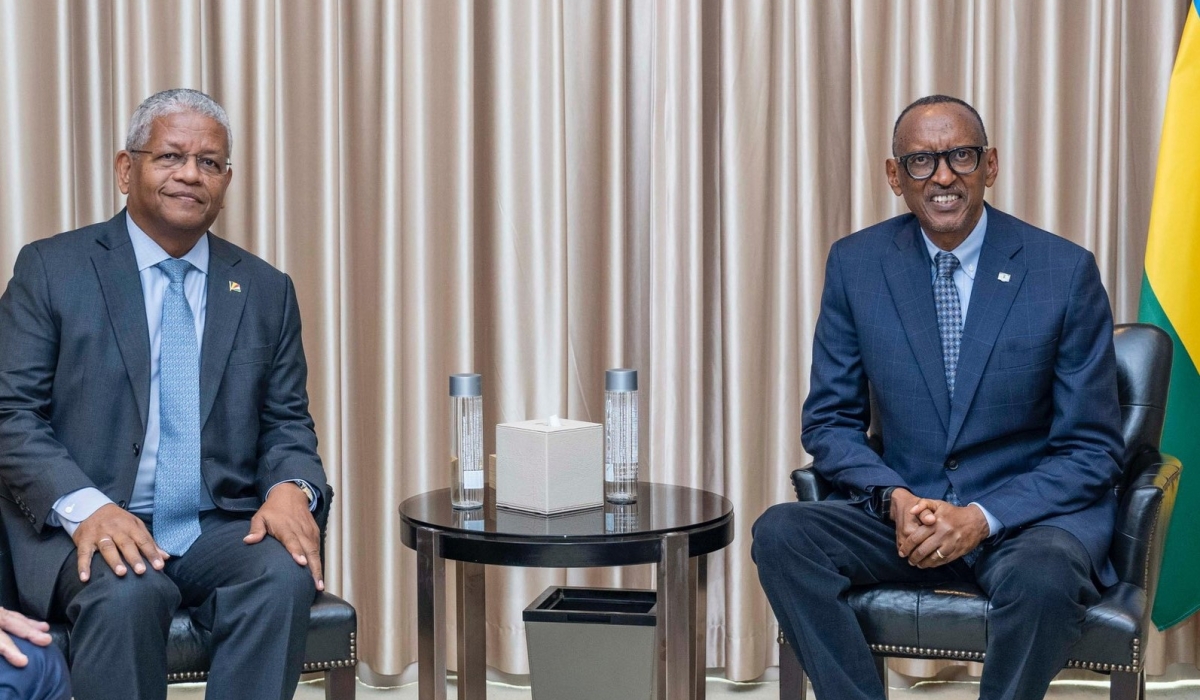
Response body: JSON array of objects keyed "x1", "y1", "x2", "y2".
[
  {"x1": 0, "y1": 636, "x2": 71, "y2": 700},
  {"x1": 50, "y1": 510, "x2": 316, "y2": 700},
  {"x1": 752, "y1": 501, "x2": 1099, "y2": 700}
]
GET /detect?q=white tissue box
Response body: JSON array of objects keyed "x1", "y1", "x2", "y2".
[{"x1": 495, "y1": 418, "x2": 604, "y2": 515}]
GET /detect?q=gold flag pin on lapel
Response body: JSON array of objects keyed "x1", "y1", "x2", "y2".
[
  {"x1": 997, "y1": 272, "x2": 1011, "y2": 283},
  {"x1": 229, "y1": 281, "x2": 242, "y2": 292}
]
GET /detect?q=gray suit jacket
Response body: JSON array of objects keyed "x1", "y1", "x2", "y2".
[{"x1": 0, "y1": 210, "x2": 327, "y2": 617}]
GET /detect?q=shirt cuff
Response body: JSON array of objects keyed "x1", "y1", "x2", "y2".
[
  {"x1": 969, "y1": 502, "x2": 1001, "y2": 537},
  {"x1": 50, "y1": 488, "x2": 114, "y2": 537},
  {"x1": 267, "y1": 480, "x2": 321, "y2": 512}
]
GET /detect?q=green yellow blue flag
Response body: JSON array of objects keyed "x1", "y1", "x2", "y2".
[{"x1": 1139, "y1": 0, "x2": 1200, "y2": 631}]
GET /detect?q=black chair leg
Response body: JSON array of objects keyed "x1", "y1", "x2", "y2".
[
  {"x1": 874, "y1": 656, "x2": 889, "y2": 700},
  {"x1": 324, "y1": 666, "x2": 356, "y2": 700},
  {"x1": 779, "y1": 639, "x2": 807, "y2": 699},
  {"x1": 1110, "y1": 669, "x2": 1144, "y2": 700}
]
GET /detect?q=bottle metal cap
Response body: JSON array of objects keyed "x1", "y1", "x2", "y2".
[
  {"x1": 605, "y1": 368, "x2": 638, "y2": 392},
  {"x1": 449, "y1": 373, "x2": 482, "y2": 397}
]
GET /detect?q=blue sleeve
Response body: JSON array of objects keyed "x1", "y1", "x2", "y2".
[{"x1": 801, "y1": 243, "x2": 908, "y2": 497}]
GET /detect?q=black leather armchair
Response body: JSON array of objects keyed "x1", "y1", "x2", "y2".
[
  {"x1": 778, "y1": 323, "x2": 1182, "y2": 700},
  {"x1": 0, "y1": 485, "x2": 358, "y2": 699}
]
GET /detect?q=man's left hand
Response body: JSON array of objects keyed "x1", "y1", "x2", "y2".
[
  {"x1": 244, "y1": 483, "x2": 324, "y2": 591},
  {"x1": 898, "y1": 500, "x2": 989, "y2": 568}
]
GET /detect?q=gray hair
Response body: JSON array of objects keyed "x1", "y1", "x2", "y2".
[{"x1": 125, "y1": 88, "x2": 233, "y2": 154}]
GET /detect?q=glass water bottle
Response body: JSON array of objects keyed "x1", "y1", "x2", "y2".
[
  {"x1": 449, "y1": 373, "x2": 484, "y2": 509},
  {"x1": 604, "y1": 368, "x2": 639, "y2": 504}
]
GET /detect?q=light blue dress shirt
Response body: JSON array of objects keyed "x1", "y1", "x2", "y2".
[
  {"x1": 920, "y1": 208, "x2": 986, "y2": 322},
  {"x1": 918, "y1": 208, "x2": 1002, "y2": 537},
  {"x1": 51, "y1": 215, "x2": 313, "y2": 535}
]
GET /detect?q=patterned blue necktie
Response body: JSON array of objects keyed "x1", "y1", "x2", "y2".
[
  {"x1": 934, "y1": 252, "x2": 980, "y2": 565},
  {"x1": 153, "y1": 259, "x2": 203, "y2": 555},
  {"x1": 934, "y1": 252, "x2": 962, "y2": 397}
]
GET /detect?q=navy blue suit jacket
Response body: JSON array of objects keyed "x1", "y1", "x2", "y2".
[
  {"x1": 0, "y1": 211, "x2": 327, "y2": 617},
  {"x1": 801, "y1": 204, "x2": 1124, "y2": 585}
]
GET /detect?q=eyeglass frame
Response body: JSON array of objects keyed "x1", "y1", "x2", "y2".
[
  {"x1": 128, "y1": 149, "x2": 231, "y2": 177},
  {"x1": 893, "y1": 146, "x2": 987, "y2": 180}
]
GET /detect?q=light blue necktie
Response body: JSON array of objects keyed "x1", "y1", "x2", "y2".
[{"x1": 153, "y1": 259, "x2": 203, "y2": 555}]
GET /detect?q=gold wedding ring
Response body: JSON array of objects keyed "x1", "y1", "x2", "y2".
[
  {"x1": 934, "y1": 548, "x2": 946, "y2": 560},
  {"x1": 98, "y1": 537, "x2": 113, "y2": 544}
]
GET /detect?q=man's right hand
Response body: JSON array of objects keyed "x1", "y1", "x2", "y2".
[
  {"x1": 889, "y1": 488, "x2": 937, "y2": 555},
  {"x1": 0, "y1": 607, "x2": 52, "y2": 668},
  {"x1": 71, "y1": 504, "x2": 168, "y2": 582}
]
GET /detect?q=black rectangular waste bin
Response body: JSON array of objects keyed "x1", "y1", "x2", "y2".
[{"x1": 523, "y1": 587, "x2": 657, "y2": 700}]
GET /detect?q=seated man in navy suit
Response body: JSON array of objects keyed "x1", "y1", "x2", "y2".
[
  {"x1": 753, "y1": 95, "x2": 1123, "y2": 700},
  {"x1": 0, "y1": 608, "x2": 70, "y2": 700}
]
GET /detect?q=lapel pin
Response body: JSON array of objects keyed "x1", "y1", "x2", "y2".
[
  {"x1": 229, "y1": 281, "x2": 241, "y2": 293},
  {"x1": 997, "y1": 272, "x2": 1011, "y2": 283}
]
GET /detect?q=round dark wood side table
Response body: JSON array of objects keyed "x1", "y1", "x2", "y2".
[{"x1": 399, "y1": 482, "x2": 734, "y2": 700}]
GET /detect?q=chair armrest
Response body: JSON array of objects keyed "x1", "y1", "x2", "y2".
[
  {"x1": 791, "y1": 465, "x2": 835, "y2": 502},
  {"x1": 317, "y1": 484, "x2": 335, "y2": 566},
  {"x1": 791, "y1": 434, "x2": 882, "y2": 503},
  {"x1": 1110, "y1": 450, "x2": 1181, "y2": 597}
]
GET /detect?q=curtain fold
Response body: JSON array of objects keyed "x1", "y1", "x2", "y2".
[{"x1": 0, "y1": 0, "x2": 1194, "y2": 683}]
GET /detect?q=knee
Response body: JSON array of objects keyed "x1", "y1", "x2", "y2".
[
  {"x1": 752, "y1": 503, "x2": 807, "y2": 564},
  {"x1": 73, "y1": 568, "x2": 180, "y2": 624},
  {"x1": 258, "y1": 555, "x2": 318, "y2": 608},
  {"x1": 8, "y1": 637, "x2": 71, "y2": 700},
  {"x1": 991, "y1": 552, "x2": 1093, "y2": 613}
]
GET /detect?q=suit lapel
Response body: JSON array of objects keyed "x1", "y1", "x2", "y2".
[
  {"x1": 883, "y1": 219, "x2": 951, "y2": 432},
  {"x1": 199, "y1": 236, "x2": 246, "y2": 427},
  {"x1": 92, "y1": 212, "x2": 151, "y2": 431},
  {"x1": 946, "y1": 207, "x2": 1026, "y2": 449}
]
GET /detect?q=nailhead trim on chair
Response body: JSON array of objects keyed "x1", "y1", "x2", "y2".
[
  {"x1": 166, "y1": 631, "x2": 358, "y2": 681},
  {"x1": 1065, "y1": 659, "x2": 1141, "y2": 673},
  {"x1": 1141, "y1": 496, "x2": 1167, "y2": 592},
  {"x1": 777, "y1": 634, "x2": 1143, "y2": 673},
  {"x1": 867, "y1": 644, "x2": 985, "y2": 661},
  {"x1": 303, "y1": 631, "x2": 359, "y2": 672}
]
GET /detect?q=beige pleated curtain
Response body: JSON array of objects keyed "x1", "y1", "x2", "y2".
[{"x1": 1, "y1": 0, "x2": 1196, "y2": 684}]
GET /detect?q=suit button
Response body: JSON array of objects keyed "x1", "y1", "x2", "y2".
[
  {"x1": 118, "y1": 500, "x2": 127, "y2": 508},
  {"x1": 133, "y1": 443, "x2": 141, "y2": 456},
  {"x1": 944, "y1": 458, "x2": 959, "y2": 471}
]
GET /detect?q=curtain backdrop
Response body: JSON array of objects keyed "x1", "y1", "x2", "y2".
[{"x1": 0, "y1": 0, "x2": 1195, "y2": 683}]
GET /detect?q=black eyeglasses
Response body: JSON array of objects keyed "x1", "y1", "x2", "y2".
[
  {"x1": 129, "y1": 149, "x2": 230, "y2": 177},
  {"x1": 895, "y1": 146, "x2": 985, "y2": 180}
]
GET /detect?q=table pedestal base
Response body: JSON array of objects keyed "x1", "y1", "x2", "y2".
[{"x1": 416, "y1": 527, "x2": 709, "y2": 700}]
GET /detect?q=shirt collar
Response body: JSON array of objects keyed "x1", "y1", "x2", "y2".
[
  {"x1": 126, "y1": 212, "x2": 210, "y2": 275},
  {"x1": 920, "y1": 207, "x2": 987, "y2": 280}
]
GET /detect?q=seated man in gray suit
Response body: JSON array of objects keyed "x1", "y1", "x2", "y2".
[
  {"x1": 0, "y1": 607, "x2": 70, "y2": 699},
  {"x1": 0, "y1": 88, "x2": 328, "y2": 700}
]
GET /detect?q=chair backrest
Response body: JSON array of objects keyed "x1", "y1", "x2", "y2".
[{"x1": 1112, "y1": 323, "x2": 1173, "y2": 488}]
